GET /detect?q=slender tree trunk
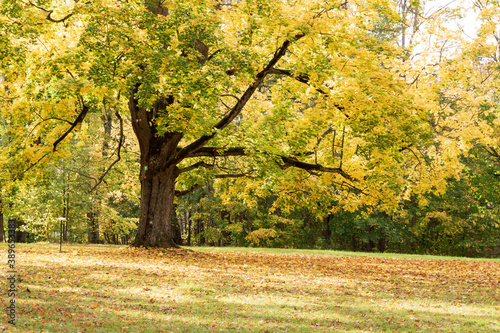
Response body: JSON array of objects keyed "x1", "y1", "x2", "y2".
[
  {"x1": 62, "y1": 192, "x2": 69, "y2": 242},
  {"x1": 87, "y1": 210, "x2": 100, "y2": 243},
  {"x1": 365, "y1": 225, "x2": 374, "y2": 252},
  {"x1": 0, "y1": 200, "x2": 4, "y2": 242},
  {"x1": 196, "y1": 217, "x2": 205, "y2": 246},
  {"x1": 87, "y1": 108, "x2": 113, "y2": 244},
  {"x1": 377, "y1": 238, "x2": 386, "y2": 252},
  {"x1": 350, "y1": 234, "x2": 357, "y2": 252},
  {"x1": 322, "y1": 215, "x2": 332, "y2": 247},
  {"x1": 187, "y1": 211, "x2": 191, "y2": 246},
  {"x1": 63, "y1": 222, "x2": 68, "y2": 242}
]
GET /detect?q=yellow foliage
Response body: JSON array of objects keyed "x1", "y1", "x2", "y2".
[{"x1": 246, "y1": 228, "x2": 278, "y2": 247}]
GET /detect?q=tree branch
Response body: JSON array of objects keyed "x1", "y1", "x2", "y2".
[
  {"x1": 280, "y1": 156, "x2": 354, "y2": 181},
  {"x1": 185, "y1": 147, "x2": 246, "y2": 158},
  {"x1": 61, "y1": 167, "x2": 99, "y2": 183},
  {"x1": 215, "y1": 174, "x2": 247, "y2": 179},
  {"x1": 52, "y1": 99, "x2": 89, "y2": 151},
  {"x1": 24, "y1": 98, "x2": 91, "y2": 173},
  {"x1": 178, "y1": 161, "x2": 214, "y2": 174},
  {"x1": 89, "y1": 111, "x2": 125, "y2": 193},
  {"x1": 180, "y1": 146, "x2": 354, "y2": 181},
  {"x1": 163, "y1": 35, "x2": 305, "y2": 169},
  {"x1": 268, "y1": 68, "x2": 348, "y2": 117},
  {"x1": 175, "y1": 184, "x2": 201, "y2": 197},
  {"x1": 28, "y1": 2, "x2": 74, "y2": 23}
]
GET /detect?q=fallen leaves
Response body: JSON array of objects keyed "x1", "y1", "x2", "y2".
[{"x1": 9, "y1": 244, "x2": 500, "y2": 332}]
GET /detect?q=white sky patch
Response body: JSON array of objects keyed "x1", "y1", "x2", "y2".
[
  {"x1": 409, "y1": 1, "x2": 481, "y2": 58},
  {"x1": 425, "y1": 0, "x2": 480, "y2": 39}
]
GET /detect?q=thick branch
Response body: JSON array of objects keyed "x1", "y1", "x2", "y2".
[
  {"x1": 215, "y1": 174, "x2": 247, "y2": 179},
  {"x1": 23, "y1": 101, "x2": 89, "y2": 173},
  {"x1": 184, "y1": 147, "x2": 315, "y2": 159},
  {"x1": 53, "y1": 100, "x2": 89, "y2": 151},
  {"x1": 163, "y1": 35, "x2": 305, "y2": 169},
  {"x1": 28, "y1": 2, "x2": 74, "y2": 23},
  {"x1": 180, "y1": 146, "x2": 353, "y2": 181},
  {"x1": 280, "y1": 156, "x2": 354, "y2": 181},
  {"x1": 185, "y1": 147, "x2": 246, "y2": 158}
]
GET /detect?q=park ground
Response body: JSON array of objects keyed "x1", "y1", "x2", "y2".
[{"x1": 1, "y1": 243, "x2": 499, "y2": 332}]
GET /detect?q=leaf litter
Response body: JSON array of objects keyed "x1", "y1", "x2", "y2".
[{"x1": 6, "y1": 244, "x2": 500, "y2": 332}]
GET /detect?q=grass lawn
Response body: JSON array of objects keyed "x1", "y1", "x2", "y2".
[{"x1": 2, "y1": 243, "x2": 499, "y2": 332}]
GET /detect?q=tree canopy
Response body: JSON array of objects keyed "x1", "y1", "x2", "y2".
[{"x1": 1, "y1": 0, "x2": 499, "y2": 254}]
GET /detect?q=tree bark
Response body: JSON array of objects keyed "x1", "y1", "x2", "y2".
[
  {"x1": 15, "y1": 219, "x2": 27, "y2": 243},
  {"x1": 322, "y1": 215, "x2": 332, "y2": 247},
  {"x1": 128, "y1": 80, "x2": 184, "y2": 248},
  {"x1": 87, "y1": 211, "x2": 100, "y2": 243},
  {"x1": 133, "y1": 165, "x2": 179, "y2": 247},
  {"x1": 172, "y1": 204, "x2": 182, "y2": 245}
]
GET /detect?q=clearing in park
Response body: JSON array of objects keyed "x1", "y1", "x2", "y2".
[{"x1": 5, "y1": 243, "x2": 499, "y2": 332}]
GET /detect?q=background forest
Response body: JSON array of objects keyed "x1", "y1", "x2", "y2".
[{"x1": 1, "y1": 0, "x2": 500, "y2": 257}]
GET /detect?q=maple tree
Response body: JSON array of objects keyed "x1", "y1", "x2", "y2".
[
  {"x1": 2, "y1": 0, "x2": 498, "y2": 251},
  {"x1": 0, "y1": 0, "x2": 426, "y2": 248}
]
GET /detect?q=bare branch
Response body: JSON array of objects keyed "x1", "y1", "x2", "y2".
[
  {"x1": 220, "y1": 94, "x2": 240, "y2": 102},
  {"x1": 180, "y1": 146, "x2": 354, "y2": 181},
  {"x1": 22, "y1": 152, "x2": 50, "y2": 174},
  {"x1": 61, "y1": 167, "x2": 98, "y2": 182},
  {"x1": 24, "y1": 99, "x2": 91, "y2": 173},
  {"x1": 186, "y1": 147, "x2": 246, "y2": 158}
]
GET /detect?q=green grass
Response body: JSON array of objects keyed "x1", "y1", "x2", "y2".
[
  {"x1": 1, "y1": 243, "x2": 499, "y2": 332},
  {"x1": 187, "y1": 245, "x2": 500, "y2": 261}
]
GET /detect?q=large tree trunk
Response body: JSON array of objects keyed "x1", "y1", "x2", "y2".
[
  {"x1": 129, "y1": 83, "x2": 183, "y2": 248},
  {"x1": 133, "y1": 165, "x2": 179, "y2": 247}
]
